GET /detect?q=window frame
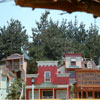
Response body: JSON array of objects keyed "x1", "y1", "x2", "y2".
[
  {"x1": 71, "y1": 61, "x2": 76, "y2": 66},
  {"x1": 42, "y1": 90, "x2": 53, "y2": 99},
  {"x1": 44, "y1": 71, "x2": 51, "y2": 82}
]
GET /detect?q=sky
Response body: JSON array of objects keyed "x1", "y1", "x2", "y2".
[{"x1": 0, "y1": 0, "x2": 100, "y2": 39}]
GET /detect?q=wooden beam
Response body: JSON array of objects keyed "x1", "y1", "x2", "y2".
[{"x1": 15, "y1": 0, "x2": 100, "y2": 17}]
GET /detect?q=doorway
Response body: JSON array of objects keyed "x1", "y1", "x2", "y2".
[
  {"x1": 88, "y1": 92, "x2": 92, "y2": 98},
  {"x1": 42, "y1": 91, "x2": 53, "y2": 99}
]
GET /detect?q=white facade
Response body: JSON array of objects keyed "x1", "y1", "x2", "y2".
[
  {"x1": 58, "y1": 66, "x2": 65, "y2": 74},
  {"x1": 65, "y1": 56, "x2": 83, "y2": 68},
  {"x1": 0, "y1": 67, "x2": 15, "y2": 100},
  {"x1": 37, "y1": 61, "x2": 58, "y2": 67},
  {"x1": 0, "y1": 74, "x2": 7, "y2": 100},
  {"x1": 0, "y1": 53, "x2": 27, "y2": 100}
]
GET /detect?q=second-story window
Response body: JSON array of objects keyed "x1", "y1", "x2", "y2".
[
  {"x1": 71, "y1": 58, "x2": 76, "y2": 66},
  {"x1": 44, "y1": 71, "x2": 51, "y2": 82},
  {"x1": 71, "y1": 61, "x2": 76, "y2": 66}
]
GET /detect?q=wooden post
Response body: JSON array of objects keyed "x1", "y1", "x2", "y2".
[
  {"x1": 77, "y1": 91, "x2": 79, "y2": 98},
  {"x1": 86, "y1": 91, "x2": 88, "y2": 98},
  {"x1": 81, "y1": 91, "x2": 83, "y2": 98},
  {"x1": 92, "y1": 91, "x2": 95, "y2": 98},
  {"x1": 67, "y1": 86, "x2": 69, "y2": 99}
]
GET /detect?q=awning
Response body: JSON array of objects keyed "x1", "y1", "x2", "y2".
[
  {"x1": 71, "y1": 59, "x2": 76, "y2": 61},
  {"x1": 35, "y1": 82, "x2": 57, "y2": 88}
]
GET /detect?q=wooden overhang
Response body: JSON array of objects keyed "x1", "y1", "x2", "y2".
[{"x1": 15, "y1": 0, "x2": 100, "y2": 18}]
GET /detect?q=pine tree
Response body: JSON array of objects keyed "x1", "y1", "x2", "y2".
[{"x1": 0, "y1": 19, "x2": 28, "y2": 60}]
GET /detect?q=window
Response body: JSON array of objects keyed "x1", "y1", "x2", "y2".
[
  {"x1": 88, "y1": 92, "x2": 92, "y2": 98},
  {"x1": 2, "y1": 76, "x2": 6, "y2": 81},
  {"x1": 88, "y1": 64, "x2": 91, "y2": 68},
  {"x1": 43, "y1": 91, "x2": 53, "y2": 99},
  {"x1": 85, "y1": 64, "x2": 87, "y2": 68},
  {"x1": 44, "y1": 71, "x2": 51, "y2": 82},
  {"x1": 83, "y1": 92, "x2": 86, "y2": 98},
  {"x1": 79, "y1": 92, "x2": 81, "y2": 98},
  {"x1": 71, "y1": 61, "x2": 76, "y2": 66},
  {"x1": 71, "y1": 58, "x2": 76, "y2": 66},
  {"x1": 68, "y1": 71, "x2": 75, "y2": 78}
]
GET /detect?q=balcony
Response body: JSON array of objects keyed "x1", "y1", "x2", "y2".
[
  {"x1": 69, "y1": 65, "x2": 80, "y2": 68},
  {"x1": 7, "y1": 64, "x2": 23, "y2": 72}
]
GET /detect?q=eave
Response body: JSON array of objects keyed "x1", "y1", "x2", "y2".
[{"x1": 15, "y1": 0, "x2": 100, "y2": 17}]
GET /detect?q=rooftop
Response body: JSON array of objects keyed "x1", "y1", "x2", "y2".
[
  {"x1": 15, "y1": 0, "x2": 100, "y2": 17},
  {"x1": 65, "y1": 53, "x2": 82, "y2": 57}
]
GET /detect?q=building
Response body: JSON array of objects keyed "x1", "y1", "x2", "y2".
[
  {"x1": 0, "y1": 65, "x2": 16, "y2": 100},
  {"x1": 1, "y1": 53, "x2": 28, "y2": 81},
  {"x1": 26, "y1": 53, "x2": 100, "y2": 99},
  {"x1": 74, "y1": 69, "x2": 100, "y2": 99},
  {"x1": 64, "y1": 53, "x2": 97, "y2": 86},
  {"x1": 62, "y1": 53, "x2": 99, "y2": 99},
  {"x1": 0, "y1": 53, "x2": 28, "y2": 100},
  {"x1": 26, "y1": 61, "x2": 70, "y2": 100},
  {"x1": 65, "y1": 53, "x2": 83, "y2": 86},
  {"x1": 57, "y1": 53, "x2": 98, "y2": 98}
]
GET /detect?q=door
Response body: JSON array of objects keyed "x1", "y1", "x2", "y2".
[{"x1": 56, "y1": 90, "x2": 67, "y2": 100}]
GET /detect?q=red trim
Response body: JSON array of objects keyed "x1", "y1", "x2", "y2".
[
  {"x1": 26, "y1": 88, "x2": 70, "y2": 99},
  {"x1": 54, "y1": 89, "x2": 56, "y2": 98},
  {"x1": 40, "y1": 89, "x2": 42, "y2": 99},
  {"x1": 65, "y1": 53, "x2": 82, "y2": 57},
  {"x1": 26, "y1": 89, "x2": 30, "y2": 99},
  {"x1": 69, "y1": 86, "x2": 70, "y2": 99}
]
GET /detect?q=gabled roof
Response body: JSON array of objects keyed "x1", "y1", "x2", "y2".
[
  {"x1": 1, "y1": 53, "x2": 29, "y2": 61},
  {"x1": 82, "y1": 60, "x2": 97, "y2": 69},
  {"x1": 6, "y1": 53, "x2": 23, "y2": 60}
]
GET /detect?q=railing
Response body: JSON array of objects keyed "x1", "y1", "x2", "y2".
[{"x1": 7, "y1": 65, "x2": 23, "y2": 71}]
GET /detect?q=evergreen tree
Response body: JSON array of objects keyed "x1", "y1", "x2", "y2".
[
  {"x1": 0, "y1": 19, "x2": 28, "y2": 60},
  {"x1": 6, "y1": 79, "x2": 23, "y2": 100},
  {"x1": 27, "y1": 11, "x2": 68, "y2": 73},
  {"x1": 28, "y1": 13, "x2": 100, "y2": 73}
]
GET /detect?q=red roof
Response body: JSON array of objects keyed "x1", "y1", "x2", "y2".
[{"x1": 65, "y1": 53, "x2": 82, "y2": 57}]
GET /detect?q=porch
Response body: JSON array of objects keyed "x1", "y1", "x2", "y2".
[{"x1": 26, "y1": 82, "x2": 69, "y2": 100}]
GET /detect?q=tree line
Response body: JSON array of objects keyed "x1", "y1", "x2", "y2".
[{"x1": 0, "y1": 11, "x2": 100, "y2": 73}]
